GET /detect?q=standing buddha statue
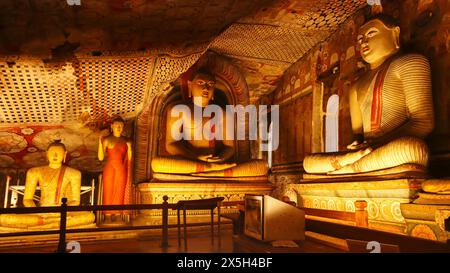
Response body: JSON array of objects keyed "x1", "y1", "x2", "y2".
[{"x1": 98, "y1": 116, "x2": 132, "y2": 224}]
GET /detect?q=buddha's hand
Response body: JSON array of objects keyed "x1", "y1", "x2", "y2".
[
  {"x1": 197, "y1": 154, "x2": 223, "y2": 163},
  {"x1": 347, "y1": 140, "x2": 369, "y2": 150}
]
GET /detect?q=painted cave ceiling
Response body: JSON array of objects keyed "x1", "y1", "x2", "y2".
[{"x1": 0, "y1": 0, "x2": 368, "y2": 171}]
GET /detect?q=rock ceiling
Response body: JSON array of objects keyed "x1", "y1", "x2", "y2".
[{"x1": 0, "y1": 0, "x2": 367, "y2": 171}]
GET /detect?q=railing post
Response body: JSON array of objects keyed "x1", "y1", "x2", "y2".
[
  {"x1": 355, "y1": 200, "x2": 368, "y2": 228},
  {"x1": 4, "y1": 175, "x2": 11, "y2": 208},
  {"x1": 90, "y1": 178, "x2": 95, "y2": 206},
  {"x1": 57, "y1": 198, "x2": 68, "y2": 253},
  {"x1": 217, "y1": 201, "x2": 221, "y2": 243},
  {"x1": 161, "y1": 195, "x2": 169, "y2": 248},
  {"x1": 96, "y1": 174, "x2": 103, "y2": 224}
]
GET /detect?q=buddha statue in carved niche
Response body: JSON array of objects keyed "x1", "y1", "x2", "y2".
[
  {"x1": 304, "y1": 15, "x2": 434, "y2": 175},
  {"x1": 151, "y1": 70, "x2": 268, "y2": 178}
]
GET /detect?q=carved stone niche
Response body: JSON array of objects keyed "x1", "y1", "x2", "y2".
[
  {"x1": 134, "y1": 52, "x2": 274, "y2": 225},
  {"x1": 155, "y1": 53, "x2": 251, "y2": 164}
]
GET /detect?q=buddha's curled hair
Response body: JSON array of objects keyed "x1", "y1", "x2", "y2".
[{"x1": 47, "y1": 139, "x2": 67, "y2": 151}]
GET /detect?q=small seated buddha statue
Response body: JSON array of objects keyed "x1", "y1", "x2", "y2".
[
  {"x1": 151, "y1": 70, "x2": 268, "y2": 178},
  {"x1": 0, "y1": 140, "x2": 95, "y2": 230},
  {"x1": 303, "y1": 15, "x2": 434, "y2": 175}
]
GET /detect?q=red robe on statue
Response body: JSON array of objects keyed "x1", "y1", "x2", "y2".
[{"x1": 102, "y1": 142, "x2": 131, "y2": 215}]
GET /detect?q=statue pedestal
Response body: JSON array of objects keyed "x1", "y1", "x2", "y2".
[
  {"x1": 0, "y1": 223, "x2": 97, "y2": 234},
  {"x1": 400, "y1": 203, "x2": 450, "y2": 242},
  {"x1": 133, "y1": 180, "x2": 274, "y2": 226},
  {"x1": 289, "y1": 176, "x2": 424, "y2": 234}
]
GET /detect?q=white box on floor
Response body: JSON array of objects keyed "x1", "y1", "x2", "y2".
[{"x1": 244, "y1": 194, "x2": 305, "y2": 241}]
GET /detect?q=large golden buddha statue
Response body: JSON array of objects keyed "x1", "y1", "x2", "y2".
[
  {"x1": 151, "y1": 70, "x2": 268, "y2": 178},
  {"x1": 0, "y1": 141, "x2": 95, "y2": 230},
  {"x1": 304, "y1": 15, "x2": 434, "y2": 175}
]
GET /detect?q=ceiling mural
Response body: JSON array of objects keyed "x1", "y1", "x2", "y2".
[
  {"x1": 228, "y1": 59, "x2": 289, "y2": 104},
  {"x1": 211, "y1": 0, "x2": 367, "y2": 102},
  {"x1": 0, "y1": 0, "x2": 272, "y2": 57},
  {"x1": 0, "y1": 132, "x2": 28, "y2": 154},
  {"x1": 0, "y1": 53, "x2": 155, "y2": 125},
  {"x1": 0, "y1": 0, "x2": 369, "y2": 170},
  {"x1": 238, "y1": 0, "x2": 366, "y2": 28}
]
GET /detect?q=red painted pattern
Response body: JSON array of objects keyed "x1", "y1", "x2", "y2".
[{"x1": 370, "y1": 63, "x2": 390, "y2": 132}]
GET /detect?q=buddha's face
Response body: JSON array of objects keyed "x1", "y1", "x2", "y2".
[
  {"x1": 111, "y1": 121, "x2": 124, "y2": 136},
  {"x1": 357, "y1": 19, "x2": 400, "y2": 65},
  {"x1": 188, "y1": 73, "x2": 216, "y2": 107},
  {"x1": 46, "y1": 146, "x2": 67, "y2": 165}
]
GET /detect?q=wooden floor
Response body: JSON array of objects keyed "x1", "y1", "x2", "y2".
[
  {"x1": 0, "y1": 228, "x2": 343, "y2": 253},
  {"x1": 0, "y1": 229, "x2": 233, "y2": 253}
]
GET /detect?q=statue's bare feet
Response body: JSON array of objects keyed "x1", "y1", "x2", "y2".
[
  {"x1": 328, "y1": 148, "x2": 371, "y2": 175},
  {"x1": 340, "y1": 147, "x2": 372, "y2": 166},
  {"x1": 192, "y1": 171, "x2": 222, "y2": 177},
  {"x1": 205, "y1": 162, "x2": 237, "y2": 172},
  {"x1": 328, "y1": 164, "x2": 354, "y2": 175}
]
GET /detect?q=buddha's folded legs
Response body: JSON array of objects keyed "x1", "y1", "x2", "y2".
[
  {"x1": 0, "y1": 214, "x2": 46, "y2": 228},
  {"x1": 330, "y1": 136, "x2": 429, "y2": 174},
  {"x1": 192, "y1": 160, "x2": 269, "y2": 177},
  {"x1": 151, "y1": 157, "x2": 237, "y2": 174},
  {"x1": 304, "y1": 148, "x2": 372, "y2": 174},
  {"x1": 152, "y1": 157, "x2": 268, "y2": 177},
  {"x1": 0, "y1": 212, "x2": 96, "y2": 229},
  {"x1": 66, "y1": 212, "x2": 96, "y2": 227}
]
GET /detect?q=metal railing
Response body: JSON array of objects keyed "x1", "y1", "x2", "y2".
[
  {"x1": 0, "y1": 196, "x2": 177, "y2": 252},
  {"x1": 0, "y1": 197, "x2": 238, "y2": 253}
]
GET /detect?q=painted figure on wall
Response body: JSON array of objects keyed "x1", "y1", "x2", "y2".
[
  {"x1": 151, "y1": 69, "x2": 268, "y2": 177},
  {"x1": 98, "y1": 116, "x2": 132, "y2": 224},
  {"x1": 0, "y1": 140, "x2": 95, "y2": 231},
  {"x1": 304, "y1": 15, "x2": 434, "y2": 175}
]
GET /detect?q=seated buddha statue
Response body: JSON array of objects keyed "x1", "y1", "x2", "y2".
[
  {"x1": 151, "y1": 70, "x2": 268, "y2": 178},
  {"x1": 0, "y1": 140, "x2": 95, "y2": 230},
  {"x1": 303, "y1": 15, "x2": 434, "y2": 175}
]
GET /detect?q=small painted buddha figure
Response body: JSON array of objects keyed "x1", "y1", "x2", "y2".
[
  {"x1": 0, "y1": 140, "x2": 95, "y2": 230},
  {"x1": 98, "y1": 116, "x2": 132, "y2": 224},
  {"x1": 303, "y1": 15, "x2": 434, "y2": 175}
]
